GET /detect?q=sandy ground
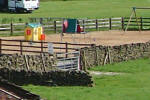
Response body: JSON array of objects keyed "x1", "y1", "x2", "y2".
[
  {"x1": 58, "y1": 31, "x2": 150, "y2": 46},
  {"x1": 2, "y1": 30, "x2": 150, "y2": 46},
  {"x1": 1, "y1": 30, "x2": 150, "y2": 54}
]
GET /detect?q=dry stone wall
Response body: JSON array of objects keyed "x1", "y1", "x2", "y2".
[
  {"x1": 0, "y1": 68, "x2": 93, "y2": 86},
  {"x1": 80, "y1": 42, "x2": 150, "y2": 69},
  {"x1": 0, "y1": 53, "x2": 57, "y2": 72},
  {"x1": 0, "y1": 54, "x2": 93, "y2": 86}
]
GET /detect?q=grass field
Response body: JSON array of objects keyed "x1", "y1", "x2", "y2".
[
  {"x1": 23, "y1": 58, "x2": 150, "y2": 100},
  {"x1": 3, "y1": 1, "x2": 150, "y2": 99},
  {"x1": 1, "y1": 0, "x2": 150, "y2": 21}
]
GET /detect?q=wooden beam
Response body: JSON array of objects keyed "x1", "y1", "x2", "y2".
[{"x1": 134, "y1": 7, "x2": 150, "y2": 9}]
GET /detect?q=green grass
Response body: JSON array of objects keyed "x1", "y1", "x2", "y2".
[
  {"x1": 1, "y1": 0, "x2": 150, "y2": 21},
  {"x1": 23, "y1": 58, "x2": 150, "y2": 100},
  {"x1": 89, "y1": 58, "x2": 150, "y2": 73}
]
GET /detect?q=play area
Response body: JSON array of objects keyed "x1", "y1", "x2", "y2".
[
  {"x1": 1, "y1": 14, "x2": 150, "y2": 54},
  {"x1": 46, "y1": 30, "x2": 150, "y2": 46},
  {"x1": 2, "y1": 30, "x2": 150, "y2": 46}
]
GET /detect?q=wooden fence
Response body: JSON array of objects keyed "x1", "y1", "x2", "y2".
[
  {"x1": 123, "y1": 17, "x2": 150, "y2": 30},
  {"x1": 0, "y1": 39, "x2": 93, "y2": 55},
  {"x1": 0, "y1": 17, "x2": 150, "y2": 35}
]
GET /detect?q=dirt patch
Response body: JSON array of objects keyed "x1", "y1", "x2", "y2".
[
  {"x1": 2, "y1": 30, "x2": 150, "y2": 46},
  {"x1": 89, "y1": 71, "x2": 123, "y2": 76}
]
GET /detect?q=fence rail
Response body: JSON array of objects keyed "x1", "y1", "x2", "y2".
[
  {"x1": 0, "y1": 17, "x2": 150, "y2": 35},
  {"x1": 0, "y1": 39, "x2": 93, "y2": 55}
]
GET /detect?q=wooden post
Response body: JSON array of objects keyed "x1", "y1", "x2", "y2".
[
  {"x1": 25, "y1": 22, "x2": 28, "y2": 26},
  {"x1": 108, "y1": 46, "x2": 112, "y2": 64},
  {"x1": 54, "y1": 21, "x2": 57, "y2": 33},
  {"x1": 109, "y1": 18, "x2": 112, "y2": 30},
  {"x1": 94, "y1": 45, "x2": 98, "y2": 66},
  {"x1": 78, "y1": 50, "x2": 81, "y2": 70},
  {"x1": 122, "y1": 17, "x2": 125, "y2": 31},
  {"x1": 82, "y1": 20, "x2": 85, "y2": 32},
  {"x1": 40, "y1": 18, "x2": 43, "y2": 24},
  {"x1": 96, "y1": 19, "x2": 98, "y2": 31},
  {"x1": 24, "y1": 55, "x2": 29, "y2": 71},
  {"x1": 41, "y1": 53, "x2": 46, "y2": 72},
  {"x1": 83, "y1": 50, "x2": 87, "y2": 71},
  {"x1": 140, "y1": 17, "x2": 143, "y2": 30},
  {"x1": 10, "y1": 22, "x2": 13, "y2": 36},
  {"x1": 20, "y1": 40, "x2": 23, "y2": 55},
  {"x1": 0, "y1": 39, "x2": 2, "y2": 54},
  {"x1": 65, "y1": 42, "x2": 68, "y2": 58},
  {"x1": 41, "y1": 41, "x2": 44, "y2": 53}
]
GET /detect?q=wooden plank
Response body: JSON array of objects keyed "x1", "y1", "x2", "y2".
[
  {"x1": 97, "y1": 18, "x2": 109, "y2": 21},
  {"x1": 85, "y1": 19, "x2": 96, "y2": 22},
  {"x1": 98, "y1": 22, "x2": 109, "y2": 24},
  {"x1": 13, "y1": 31, "x2": 24, "y2": 33},
  {"x1": 2, "y1": 44, "x2": 20, "y2": 47},
  {"x1": 111, "y1": 17, "x2": 122, "y2": 20},
  {"x1": 14, "y1": 22, "x2": 24, "y2": 27},
  {"x1": 1, "y1": 49, "x2": 47, "y2": 53},
  {"x1": 111, "y1": 21, "x2": 122, "y2": 24},
  {"x1": 43, "y1": 24, "x2": 54, "y2": 27},
  {"x1": 84, "y1": 23, "x2": 96, "y2": 25},
  {"x1": 0, "y1": 24, "x2": 10, "y2": 26},
  {"x1": 0, "y1": 28, "x2": 10, "y2": 30},
  {"x1": 56, "y1": 21, "x2": 63, "y2": 23},
  {"x1": 56, "y1": 25, "x2": 62, "y2": 27},
  {"x1": 43, "y1": 29, "x2": 54, "y2": 31},
  {"x1": 111, "y1": 25, "x2": 122, "y2": 27},
  {"x1": 98, "y1": 25, "x2": 109, "y2": 28},
  {"x1": 85, "y1": 26, "x2": 96, "y2": 29}
]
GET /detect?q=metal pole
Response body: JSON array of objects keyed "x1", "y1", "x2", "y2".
[
  {"x1": 125, "y1": 9, "x2": 134, "y2": 31},
  {"x1": 133, "y1": 9, "x2": 141, "y2": 31}
]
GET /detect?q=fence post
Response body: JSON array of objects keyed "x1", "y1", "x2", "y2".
[
  {"x1": 0, "y1": 39, "x2": 2, "y2": 54},
  {"x1": 82, "y1": 20, "x2": 85, "y2": 32},
  {"x1": 10, "y1": 22, "x2": 13, "y2": 36},
  {"x1": 41, "y1": 41, "x2": 44, "y2": 53},
  {"x1": 25, "y1": 22, "x2": 28, "y2": 26},
  {"x1": 20, "y1": 40, "x2": 23, "y2": 55},
  {"x1": 40, "y1": 18, "x2": 43, "y2": 24},
  {"x1": 109, "y1": 18, "x2": 112, "y2": 30},
  {"x1": 54, "y1": 21, "x2": 57, "y2": 33},
  {"x1": 122, "y1": 17, "x2": 124, "y2": 31},
  {"x1": 65, "y1": 42, "x2": 68, "y2": 58},
  {"x1": 140, "y1": 17, "x2": 143, "y2": 30},
  {"x1": 96, "y1": 19, "x2": 98, "y2": 31}
]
